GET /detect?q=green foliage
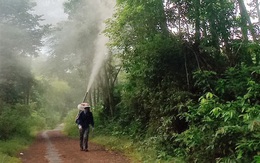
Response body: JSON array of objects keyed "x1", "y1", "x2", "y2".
[
  {"x1": 0, "y1": 0, "x2": 45, "y2": 55},
  {"x1": 0, "y1": 135, "x2": 32, "y2": 163},
  {"x1": 0, "y1": 104, "x2": 40, "y2": 163},
  {"x1": 94, "y1": 64, "x2": 260, "y2": 162},
  {"x1": 0, "y1": 104, "x2": 46, "y2": 140},
  {"x1": 99, "y1": 0, "x2": 260, "y2": 162},
  {"x1": 0, "y1": 105, "x2": 29, "y2": 140},
  {"x1": 0, "y1": 136, "x2": 30, "y2": 156},
  {"x1": 0, "y1": 56, "x2": 34, "y2": 104},
  {"x1": 173, "y1": 66, "x2": 260, "y2": 162},
  {"x1": 63, "y1": 109, "x2": 80, "y2": 138},
  {"x1": 0, "y1": 152, "x2": 20, "y2": 163},
  {"x1": 30, "y1": 110, "x2": 46, "y2": 135},
  {"x1": 175, "y1": 93, "x2": 260, "y2": 162},
  {"x1": 0, "y1": 0, "x2": 46, "y2": 104},
  {"x1": 33, "y1": 78, "x2": 73, "y2": 129},
  {"x1": 194, "y1": 65, "x2": 260, "y2": 100},
  {"x1": 193, "y1": 70, "x2": 217, "y2": 93},
  {"x1": 91, "y1": 127, "x2": 181, "y2": 163}
]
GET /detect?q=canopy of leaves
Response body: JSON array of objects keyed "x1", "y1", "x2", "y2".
[
  {"x1": 0, "y1": 0, "x2": 46, "y2": 104},
  {"x1": 98, "y1": 0, "x2": 260, "y2": 162}
]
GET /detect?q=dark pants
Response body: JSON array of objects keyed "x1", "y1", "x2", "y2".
[{"x1": 79, "y1": 127, "x2": 89, "y2": 150}]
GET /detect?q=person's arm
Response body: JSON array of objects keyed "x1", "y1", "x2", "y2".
[{"x1": 76, "y1": 112, "x2": 83, "y2": 129}]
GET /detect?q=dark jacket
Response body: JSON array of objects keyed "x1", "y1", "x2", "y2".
[{"x1": 76, "y1": 111, "x2": 94, "y2": 128}]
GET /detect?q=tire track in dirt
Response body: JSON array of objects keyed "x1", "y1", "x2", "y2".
[{"x1": 42, "y1": 130, "x2": 61, "y2": 163}]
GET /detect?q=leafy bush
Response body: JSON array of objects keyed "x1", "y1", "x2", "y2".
[
  {"x1": 0, "y1": 136, "x2": 30, "y2": 155},
  {"x1": 0, "y1": 104, "x2": 30, "y2": 139},
  {"x1": 63, "y1": 109, "x2": 80, "y2": 138},
  {"x1": 0, "y1": 103, "x2": 46, "y2": 162},
  {"x1": 30, "y1": 110, "x2": 46, "y2": 135},
  {"x1": 173, "y1": 65, "x2": 260, "y2": 162},
  {"x1": 0, "y1": 136, "x2": 31, "y2": 163},
  {"x1": 176, "y1": 92, "x2": 259, "y2": 162},
  {"x1": 88, "y1": 65, "x2": 260, "y2": 162},
  {"x1": 0, "y1": 104, "x2": 47, "y2": 140},
  {"x1": 0, "y1": 152, "x2": 20, "y2": 163}
]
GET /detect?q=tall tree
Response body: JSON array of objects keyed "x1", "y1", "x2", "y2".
[
  {"x1": 44, "y1": 0, "x2": 101, "y2": 105},
  {"x1": 0, "y1": 0, "x2": 45, "y2": 104},
  {"x1": 44, "y1": 0, "x2": 114, "y2": 108},
  {"x1": 103, "y1": 0, "x2": 260, "y2": 161},
  {"x1": 257, "y1": 0, "x2": 260, "y2": 22},
  {"x1": 106, "y1": 0, "x2": 189, "y2": 132},
  {"x1": 237, "y1": 0, "x2": 257, "y2": 41}
]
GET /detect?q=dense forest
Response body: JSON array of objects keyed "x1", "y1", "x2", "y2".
[{"x1": 0, "y1": 0, "x2": 259, "y2": 162}]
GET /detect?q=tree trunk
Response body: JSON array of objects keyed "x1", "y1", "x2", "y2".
[
  {"x1": 25, "y1": 83, "x2": 30, "y2": 105},
  {"x1": 194, "y1": 0, "x2": 201, "y2": 47},
  {"x1": 237, "y1": 0, "x2": 257, "y2": 41},
  {"x1": 220, "y1": 0, "x2": 232, "y2": 65},
  {"x1": 208, "y1": 2, "x2": 220, "y2": 55},
  {"x1": 93, "y1": 86, "x2": 96, "y2": 107},
  {"x1": 257, "y1": 0, "x2": 260, "y2": 22}
]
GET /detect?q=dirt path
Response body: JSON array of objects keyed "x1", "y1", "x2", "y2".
[{"x1": 19, "y1": 129, "x2": 130, "y2": 163}]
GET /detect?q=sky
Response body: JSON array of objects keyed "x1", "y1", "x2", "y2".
[
  {"x1": 32, "y1": 0, "x2": 257, "y2": 25},
  {"x1": 33, "y1": 0, "x2": 68, "y2": 25}
]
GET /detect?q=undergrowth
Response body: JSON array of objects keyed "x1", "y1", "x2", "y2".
[
  {"x1": 0, "y1": 136, "x2": 32, "y2": 163},
  {"x1": 63, "y1": 109, "x2": 183, "y2": 162}
]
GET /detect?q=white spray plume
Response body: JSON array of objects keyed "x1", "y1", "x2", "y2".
[
  {"x1": 86, "y1": 0, "x2": 116, "y2": 92},
  {"x1": 39, "y1": 0, "x2": 115, "y2": 94}
]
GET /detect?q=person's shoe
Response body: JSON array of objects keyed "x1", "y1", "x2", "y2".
[{"x1": 84, "y1": 149, "x2": 88, "y2": 152}]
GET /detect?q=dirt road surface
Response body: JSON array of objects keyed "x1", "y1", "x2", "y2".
[{"x1": 19, "y1": 129, "x2": 130, "y2": 163}]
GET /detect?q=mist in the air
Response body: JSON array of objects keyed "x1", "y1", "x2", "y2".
[{"x1": 31, "y1": 0, "x2": 116, "y2": 101}]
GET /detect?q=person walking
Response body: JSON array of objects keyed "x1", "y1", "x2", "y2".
[{"x1": 75, "y1": 103, "x2": 94, "y2": 151}]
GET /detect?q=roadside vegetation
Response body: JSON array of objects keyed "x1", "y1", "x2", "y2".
[
  {"x1": 0, "y1": 0, "x2": 260, "y2": 162},
  {"x1": 62, "y1": 0, "x2": 260, "y2": 162},
  {"x1": 0, "y1": 104, "x2": 45, "y2": 162}
]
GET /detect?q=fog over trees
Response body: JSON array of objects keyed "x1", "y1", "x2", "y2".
[{"x1": 0, "y1": 0, "x2": 259, "y2": 162}]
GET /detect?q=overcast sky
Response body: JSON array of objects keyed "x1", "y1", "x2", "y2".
[{"x1": 33, "y1": 0, "x2": 68, "y2": 25}]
